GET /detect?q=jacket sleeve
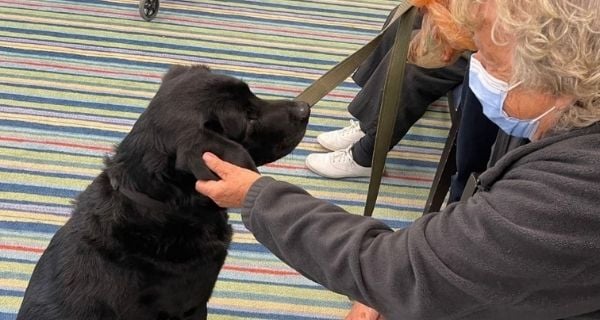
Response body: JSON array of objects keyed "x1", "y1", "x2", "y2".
[
  {"x1": 241, "y1": 177, "x2": 489, "y2": 319},
  {"x1": 241, "y1": 164, "x2": 600, "y2": 319}
]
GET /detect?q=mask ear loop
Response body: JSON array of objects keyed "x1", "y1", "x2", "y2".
[
  {"x1": 530, "y1": 105, "x2": 557, "y2": 122},
  {"x1": 507, "y1": 80, "x2": 522, "y2": 91},
  {"x1": 503, "y1": 80, "x2": 558, "y2": 122},
  {"x1": 526, "y1": 105, "x2": 558, "y2": 141},
  {"x1": 501, "y1": 80, "x2": 532, "y2": 119}
]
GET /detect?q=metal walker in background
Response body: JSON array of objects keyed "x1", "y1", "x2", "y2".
[{"x1": 139, "y1": 0, "x2": 159, "y2": 21}]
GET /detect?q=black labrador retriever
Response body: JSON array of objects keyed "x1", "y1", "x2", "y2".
[{"x1": 17, "y1": 65, "x2": 310, "y2": 320}]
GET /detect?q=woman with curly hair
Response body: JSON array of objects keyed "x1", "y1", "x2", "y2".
[{"x1": 197, "y1": 0, "x2": 600, "y2": 318}]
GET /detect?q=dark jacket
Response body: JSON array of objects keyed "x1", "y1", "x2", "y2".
[{"x1": 241, "y1": 123, "x2": 600, "y2": 320}]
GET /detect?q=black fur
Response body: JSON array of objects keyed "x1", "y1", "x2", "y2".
[{"x1": 17, "y1": 65, "x2": 310, "y2": 320}]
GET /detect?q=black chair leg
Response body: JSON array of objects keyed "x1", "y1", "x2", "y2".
[
  {"x1": 423, "y1": 122, "x2": 458, "y2": 214},
  {"x1": 422, "y1": 92, "x2": 460, "y2": 215}
]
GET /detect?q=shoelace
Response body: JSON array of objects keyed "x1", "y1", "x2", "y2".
[
  {"x1": 331, "y1": 147, "x2": 354, "y2": 164},
  {"x1": 340, "y1": 120, "x2": 362, "y2": 137}
]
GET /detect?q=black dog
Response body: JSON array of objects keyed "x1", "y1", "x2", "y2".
[{"x1": 17, "y1": 65, "x2": 310, "y2": 320}]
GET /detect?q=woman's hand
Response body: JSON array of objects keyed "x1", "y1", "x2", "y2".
[
  {"x1": 195, "y1": 152, "x2": 261, "y2": 208},
  {"x1": 344, "y1": 302, "x2": 383, "y2": 320}
]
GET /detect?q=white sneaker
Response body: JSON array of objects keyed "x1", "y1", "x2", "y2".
[
  {"x1": 317, "y1": 120, "x2": 366, "y2": 151},
  {"x1": 305, "y1": 147, "x2": 372, "y2": 179}
]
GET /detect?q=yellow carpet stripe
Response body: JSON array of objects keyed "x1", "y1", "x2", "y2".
[
  {"x1": 0, "y1": 279, "x2": 28, "y2": 290},
  {"x1": 1, "y1": 113, "x2": 132, "y2": 133},
  {"x1": 0, "y1": 193, "x2": 73, "y2": 206},
  {"x1": 0, "y1": 171, "x2": 91, "y2": 189},
  {"x1": 0, "y1": 82, "x2": 145, "y2": 107},
  {"x1": 1, "y1": 216, "x2": 66, "y2": 226},
  {"x1": 0, "y1": 75, "x2": 154, "y2": 100},
  {"x1": 216, "y1": 280, "x2": 343, "y2": 300},
  {"x1": 0, "y1": 297, "x2": 21, "y2": 313},
  {"x1": 0, "y1": 68, "x2": 158, "y2": 92},
  {"x1": 0, "y1": 159, "x2": 100, "y2": 176},
  {"x1": 0, "y1": 147, "x2": 105, "y2": 165},
  {"x1": 209, "y1": 297, "x2": 346, "y2": 317},
  {"x1": 0, "y1": 99, "x2": 142, "y2": 120},
  {"x1": 0, "y1": 261, "x2": 34, "y2": 273}
]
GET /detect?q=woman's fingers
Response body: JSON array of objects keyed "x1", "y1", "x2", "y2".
[{"x1": 196, "y1": 152, "x2": 261, "y2": 208}]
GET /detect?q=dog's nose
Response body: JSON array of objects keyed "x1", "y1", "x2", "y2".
[{"x1": 293, "y1": 101, "x2": 311, "y2": 120}]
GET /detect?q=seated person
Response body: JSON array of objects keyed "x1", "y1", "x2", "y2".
[{"x1": 305, "y1": 12, "x2": 468, "y2": 179}]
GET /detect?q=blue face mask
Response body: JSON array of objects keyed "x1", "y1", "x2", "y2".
[{"x1": 468, "y1": 56, "x2": 555, "y2": 141}]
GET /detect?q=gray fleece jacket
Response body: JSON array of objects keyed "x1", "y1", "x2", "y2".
[{"x1": 241, "y1": 123, "x2": 600, "y2": 320}]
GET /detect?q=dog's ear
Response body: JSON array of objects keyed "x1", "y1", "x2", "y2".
[
  {"x1": 204, "y1": 111, "x2": 247, "y2": 142},
  {"x1": 175, "y1": 129, "x2": 257, "y2": 181},
  {"x1": 162, "y1": 65, "x2": 211, "y2": 83},
  {"x1": 162, "y1": 65, "x2": 189, "y2": 83}
]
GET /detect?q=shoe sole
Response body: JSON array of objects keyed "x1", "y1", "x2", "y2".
[
  {"x1": 305, "y1": 157, "x2": 343, "y2": 179},
  {"x1": 305, "y1": 157, "x2": 372, "y2": 179}
]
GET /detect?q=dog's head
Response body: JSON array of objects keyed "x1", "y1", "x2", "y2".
[{"x1": 108, "y1": 65, "x2": 310, "y2": 201}]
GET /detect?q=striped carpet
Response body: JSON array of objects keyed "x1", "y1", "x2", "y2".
[{"x1": 0, "y1": 0, "x2": 451, "y2": 319}]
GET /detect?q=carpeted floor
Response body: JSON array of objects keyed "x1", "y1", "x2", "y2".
[{"x1": 0, "y1": 0, "x2": 451, "y2": 318}]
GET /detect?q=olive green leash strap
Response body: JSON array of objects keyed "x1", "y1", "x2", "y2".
[
  {"x1": 364, "y1": 7, "x2": 419, "y2": 216},
  {"x1": 294, "y1": 3, "x2": 417, "y2": 217},
  {"x1": 295, "y1": 1, "x2": 413, "y2": 106}
]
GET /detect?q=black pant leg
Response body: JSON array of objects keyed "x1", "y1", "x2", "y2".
[{"x1": 349, "y1": 58, "x2": 468, "y2": 167}]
